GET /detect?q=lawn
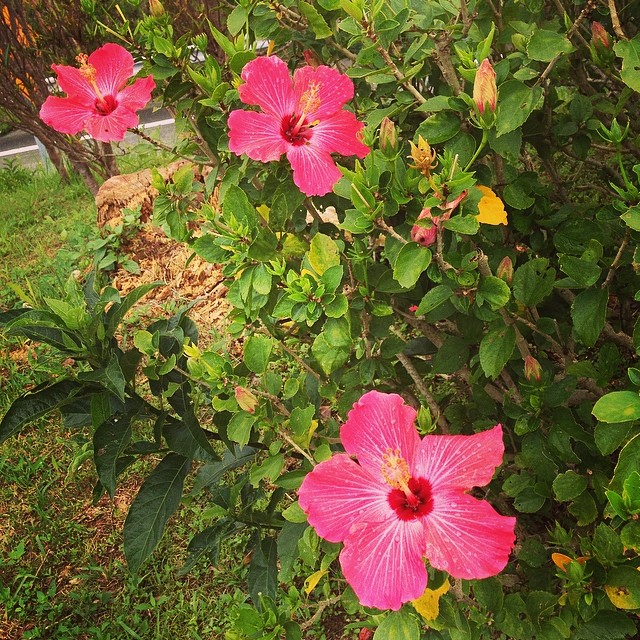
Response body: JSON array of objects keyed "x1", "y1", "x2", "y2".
[{"x1": 0, "y1": 157, "x2": 249, "y2": 639}]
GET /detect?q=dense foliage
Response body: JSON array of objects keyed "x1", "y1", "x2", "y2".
[{"x1": 3, "y1": 0, "x2": 640, "y2": 637}]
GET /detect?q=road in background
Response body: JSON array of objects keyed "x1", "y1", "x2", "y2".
[{"x1": 0, "y1": 105, "x2": 176, "y2": 168}]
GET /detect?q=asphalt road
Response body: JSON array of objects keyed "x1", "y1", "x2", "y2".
[{"x1": 0, "y1": 105, "x2": 176, "y2": 167}]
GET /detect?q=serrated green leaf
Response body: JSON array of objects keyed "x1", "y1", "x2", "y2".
[
  {"x1": 243, "y1": 335, "x2": 274, "y2": 374},
  {"x1": 479, "y1": 324, "x2": 516, "y2": 379},
  {"x1": 373, "y1": 609, "x2": 421, "y2": 640},
  {"x1": 571, "y1": 288, "x2": 608, "y2": 347},
  {"x1": 248, "y1": 537, "x2": 278, "y2": 607},
  {"x1": 393, "y1": 243, "x2": 431, "y2": 288},
  {"x1": 552, "y1": 470, "x2": 588, "y2": 501}
]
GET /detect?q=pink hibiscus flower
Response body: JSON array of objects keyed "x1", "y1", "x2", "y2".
[
  {"x1": 227, "y1": 55, "x2": 370, "y2": 197},
  {"x1": 298, "y1": 391, "x2": 516, "y2": 611},
  {"x1": 39, "y1": 43, "x2": 155, "y2": 143}
]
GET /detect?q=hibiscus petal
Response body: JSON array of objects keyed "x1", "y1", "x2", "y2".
[
  {"x1": 39, "y1": 96, "x2": 91, "y2": 136},
  {"x1": 340, "y1": 516, "x2": 427, "y2": 610},
  {"x1": 84, "y1": 105, "x2": 139, "y2": 142},
  {"x1": 117, "y1": 75, "x2": 155, "y2": 112},
  {"x1": 228, "y1": 110, "x2": 288, "y2": 162},
  {"x1": 90, "y1": 43, "x2": 135, "y2": 97},
  {"x1": 238, "y1": 56, "x2": 295, "y2": 119},
  {"x1": 285, "y1": 143, "x2": 342, "y2": 196},
  {"x1": 413, "y1": 424, "x2": 506, "y2": 491},
  {"x1": 340, "y1": 391, "x2": 421, "y2": 478},
  {"x1": 293, "y1": 65, "x2": 355, "y2": 120},
  {"x1": 51, "y1": 64, "x2": 96, "y2": 105},
  {"x1": 423, "y1": 492, "x2": 516, "y2": 579},
  {"x1": 298, "y1": 454, "x2": 392, "y2": 543},
  {"x1": 311, "y1": 110, "x2": 370, "y2": 158}
]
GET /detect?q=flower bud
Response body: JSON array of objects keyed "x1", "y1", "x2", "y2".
[
  {"x1": 149, "y1": 0, "x2": 164, "y2": 17},
  {"x1": 496, "y1": 256, "x2": 514, "y2": 284},
  {"x1": 524, "y1": 355, "x2": 542, "y2": 383},
  {"x1": 379, "y1": 116, "x2": 398, "y2": 157},
  {"x1": 411, "y1": 208, "x2": 439, "y2": 247},
  {"x1": 591, "y1": 22, "x2": 611, "y2": 50},
  {"x1": 473, "y1": 58, "x2": 497, "y2": 115},
  {"x1": 235, "y1": 385, "x2": 259, "y2": 413}
]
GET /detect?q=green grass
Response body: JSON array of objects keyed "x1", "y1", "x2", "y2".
[{"x1": 0, "y1": 166, "x2": 95, "y2": 307}]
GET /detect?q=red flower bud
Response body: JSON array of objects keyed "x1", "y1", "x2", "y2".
[
  {"x1": 524, "y1": 356, "x2": 542, "y2": 383},
  {"x1": 591, "y1": 22, "x2": 611, "y2": 50},
  {"x1": 410, "y1": 191, "x2": 468, "y2": 247},
  {"x1": 235, "y1": 385, "x2": 259, "y2": 413},
  {"x1": 496, "y1": 256, "x2": 514, "y2": 284},
  {"x1": 473, "y1": 58, "x2": 497, "y2": 115}
]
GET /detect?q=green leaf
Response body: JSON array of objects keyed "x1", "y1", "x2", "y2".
[
  {"x1": 227, "y1": 4, "x2": 248, "y2": 35},
  {"x1": 473, "y1": 577, "x2": 504, "y2": 612},
  {"x1": 77, "y1": 354, "x2": 126, "y2": 403},
  {"x1": 243, "y1": 335, "x2": 274, "y2": 374},
  {"x1": 123, "y1": 453, "x2": 191, "y2": 573},
  {"x1": 552, "y1": 470, "x2": 588, "y2": 501},
  {"x1": 373, "y1": 609, "x2": 421, "y2": 640},
  {"x1": 610, "y1": 434, "x2": 640, "y2": 494},
  {"x1": 223, "y1": 184, "x2": 258, "y2": 229},
  {"x1": 94, "y1": 414, "x2": 133, "y2": 499},
  {"x1": 621, "y1": 205, "x2": 640, "y2": 231},
  {"x1": 193, "y1": 445, "x2": 259, "y2": 493},
  {"x1": 298, "y1": 1, "x2": 332, "y2": 38},
  {"x1": 592, "y1": 523, "x2": 624, "y2": 566},
  {"x1": 512, "y1": 258, "x2": 555, "y2": 306},
  {"x1": 0, "y1": 380, "x2": 81, "y2": 444},
  {"x1": 416, "y1": 111, "x2": 461, "y2": 144},
  {"x1": 442, "y1": 214, "x2": 480, "y2": 235},
  {"x1": 614, "y1": 35, "x2": 640, "y2": 92},
  {"x1": 393, "y1": 243, "x2": 432, "y2": 288},
  {"x1": 574, "y1": 610, "x2": 638, "y2": 640},
  {"x1": 249, "y1": 453, "x2": 284, "y2": 486},
  {"x1": 416, "y1": 285, "x2": 452, "y2": 316},
  {"x1": 605, "y1": 565, "x2": 640, "y2": 609},
  {"x1": 593, "y1": 391, "x2": 640, "y2": 423},
  {"x1": 571, "y1": 288, "x2": 608, "y2": 347},
  {"x1": 477, "y1": 276, "x2": 511, "y2": 310},
  {"x1": 495, "y1": 81, "x2": 543, "y2": 137},
  {"x1": 620, "y1": 521, "x2": 640, "y2": 551},
  {"x1": 559, "y1": 255, "x2": 601, "y2": 288},
  {"x1": 227, "y1": 412, "x2": 256, "y2": 448},
  {"x1": 308, "y1": 233, "x2": 340, "y2": 275},
  {"x1": 594, "y1": 422, "x2": 631, "y2": 455},
  {"x1": 277, "y1": 522, "x2": 307, "y2": 582},
  {"x1": 248, "y1": 537, "x2": 278, "y2": 607},
  {"x1": 479, "y1": 324, "x2": 516, "y2": 379},
  {"x1": 527, "y1": 29, "x2": 574, "y2": 61},
  {"x1": 163, "y1": 411, "x2": 218, "y2": 461},
  {"x1": 432, "y1": 336, "x2": 469, "y2": 374}
]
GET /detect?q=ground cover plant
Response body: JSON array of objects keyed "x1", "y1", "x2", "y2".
[{"x1": 2, "y1": 0, "x2": 640, "y2": 638}]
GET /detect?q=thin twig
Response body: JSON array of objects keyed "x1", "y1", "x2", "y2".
[
  {"x1": 602, "y1": 228, "x2": 630, "y2": 289},
  {"x1": 607, "y1": 0, "x2": 627, "y2": 39},
  {"x1": 395, "y1": 349, "x2": 450, "y2": 433}
]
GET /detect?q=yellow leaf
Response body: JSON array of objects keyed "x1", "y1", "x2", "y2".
[
  {"x1": 476, "y1": 185, "x2": 508, "y2": 225},
  {"x1": 304, "y1": 569, "x2": 328, "y2": 596},
  {"x1": 257, "y1": 204, "x2": 270, "y2": 221},
  {"x1": 412, "y1": 579, "x2": 450, "y2": 621}
]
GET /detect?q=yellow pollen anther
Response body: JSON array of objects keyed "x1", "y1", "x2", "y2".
[
  {"x1": 76, "y1": 53, "x2": 104, "y2": 100},
  {"x1": 293, "y1": 81, "x2": 321, "y2": 131},
  {"x1": 381, "y1": 448, "x2": 411, "y2": 494}
]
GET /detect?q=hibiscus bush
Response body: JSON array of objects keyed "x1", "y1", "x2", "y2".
[{"x1": 3, "y1": 0, "x2": 640, "y2": 637}]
